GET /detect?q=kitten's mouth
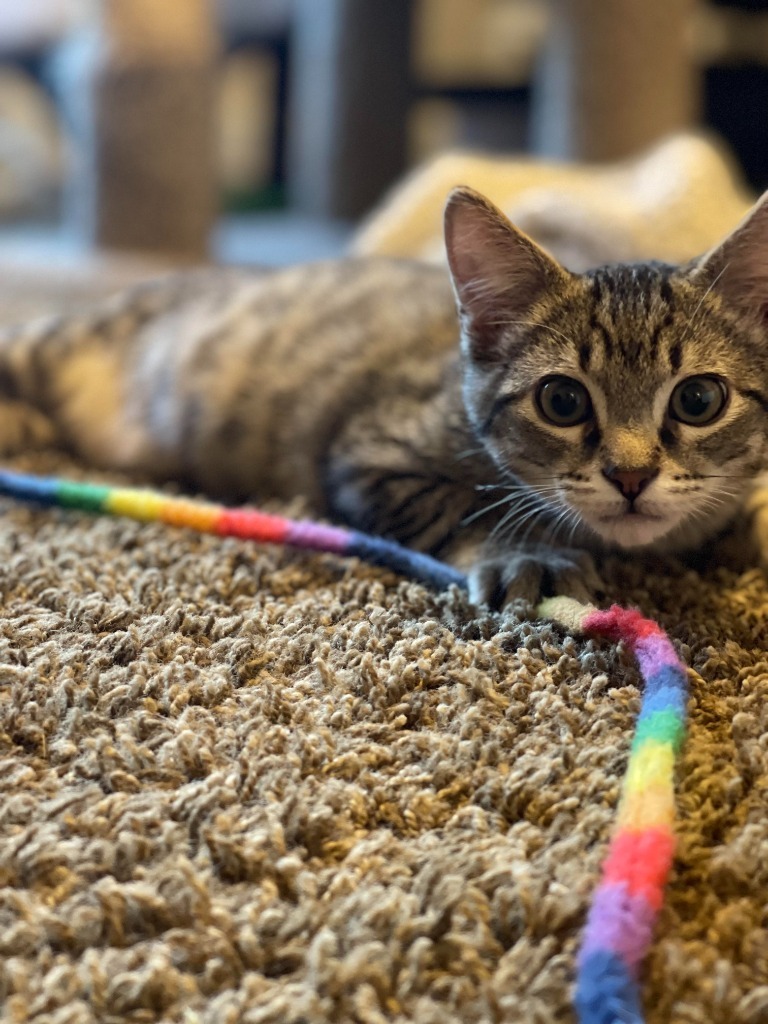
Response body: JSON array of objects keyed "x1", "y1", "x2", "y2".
[
  {"x1": 598, "y1": 510, "x2": 664, "y2": 528},
  {"x1": 620, "y1": 507, "x2": 662, "y2": 519},
  {"x1": 592, "y1": 508, "x2": 670, "y2": 547}
]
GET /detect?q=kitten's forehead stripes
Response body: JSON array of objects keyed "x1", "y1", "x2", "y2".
[
  {"x1": 589, "y1": 315, "x2": 614, "y2": 360},
  {"x1": 658, "y1": 275, "x2": 675, "y2": 308},
  {"x1": 649, "y1": 308, "x2": 675, "y2": 360},
  {"x1": 587, "y1": 262, "x2": 677, "y2": 309},
  {"x1": 668, "y1": 340, "x2": 683, "y2": 373},
  {"x1": 580, "y1": 261, "x2": 683, "y2": 373}
]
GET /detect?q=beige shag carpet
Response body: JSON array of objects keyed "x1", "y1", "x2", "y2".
[
  {"x1": 0, "y1": 448, "x2": 767, "y2": 1024},
  {"x1": 0, "y1": 271, "x2": 767, "y2": 1024}
]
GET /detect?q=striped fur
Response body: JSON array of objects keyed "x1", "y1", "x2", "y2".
[{"x1": 1, "y1": 187, "x2": 767, "y2": 606}]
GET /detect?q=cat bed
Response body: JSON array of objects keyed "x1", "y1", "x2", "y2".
[{"x1": 352, "y1": 132, "x2": 754, "y2": 271}]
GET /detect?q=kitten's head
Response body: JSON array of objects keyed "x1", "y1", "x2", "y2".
[{"x1": 444, "y1": 186, "x2": 768, "y2": 551}]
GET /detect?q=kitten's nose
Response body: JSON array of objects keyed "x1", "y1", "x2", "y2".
[{"x1": 602, "y1": 466, "x2": 659, "y2": 501}]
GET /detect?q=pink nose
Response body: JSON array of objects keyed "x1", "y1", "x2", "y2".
[{"x1": 602, "y1": 466, "x2": 658, "y2": 501}]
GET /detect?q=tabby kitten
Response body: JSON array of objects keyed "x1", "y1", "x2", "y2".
[{"x1": 1, "y1": 186, "x2": 767, "y2": 607}]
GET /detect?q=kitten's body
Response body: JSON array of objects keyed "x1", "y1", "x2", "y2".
[
  {"x1": 2, "y1": 188, "x2": 768, "y2": 605},
  {"x1": 0, "y1": 261, "x2": 496, "y2": 558}
]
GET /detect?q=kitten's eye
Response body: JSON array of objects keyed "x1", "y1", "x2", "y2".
[
  {"x1": 536, "y1": 376, "x2": 592, "y2": 427},
  {"x1": 669, "y1": 375, "x2": 728, "y2": 426}
]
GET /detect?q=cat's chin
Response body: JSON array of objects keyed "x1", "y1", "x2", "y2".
[{"x1": 589, "y1": 511, "x2": 674, "y2": 549}]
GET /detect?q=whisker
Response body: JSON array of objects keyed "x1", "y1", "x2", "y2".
[
  {"x1": 517, "y1": 502, "x2": 560, "y2": 549},
  {"x1": 461, "y1": 491, "x2": 521, "y2": 527},
  {"x1": 493, "y1": 495, "x2": 561, "y2": 536},
  {"x1": 490, "y1": 499, "x2": 551, "y2": 541},
  {"x1": 462, "y1": 486, "x2": 560, "y2": 531},
  {"x1": 455, "y1": 446, "x2": 487, "y2": 461},
  {"x1": 540, "y1": 504, "x2": 582, "y2": 548},
  {"x1": 486, "y1": 487, "x2": 557, "y2": 542},
  {"x1": 474, "y1": 480, "x2": 562, "y2": 494},
  {"x1": 465, "y1": 478, "x2": 565, "y2": 530},
  {"x1": 683, "y1": 261, "x2": 730, "y2": 344},
  {"x1": 566, "y1": 513, "x2": 585, "y2": 549}
]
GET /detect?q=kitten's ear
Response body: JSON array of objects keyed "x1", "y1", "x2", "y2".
[
  {"x1": 444, "y1": 186, "x2": 570, "y2": 360},
  {"x1": 692, "y1": 190, "x2": 768, "y2": 324}
]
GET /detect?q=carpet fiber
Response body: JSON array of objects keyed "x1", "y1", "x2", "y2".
[
  {"x1": 1, "y1": 446, "x2": 767, "y2": 1024},
  {"x1": 0, "y1": 264, "x2": 766, "y2": 1024}
]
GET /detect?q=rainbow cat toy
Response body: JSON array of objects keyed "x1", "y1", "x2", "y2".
[{"x1": 0, "y1": 467, "x2": 688, "y2": 1024}]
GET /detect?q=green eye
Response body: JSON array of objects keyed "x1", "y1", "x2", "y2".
[
  {"x1": 669, "y1": 376, "x2": 728, "y2": 426},
  {"x1": 536, "y1": 376, "x2": 592, "y2": 427}
]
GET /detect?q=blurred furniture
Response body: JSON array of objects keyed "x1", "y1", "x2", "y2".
[
  {"x1": 0, "y1": 0, "x2": 731, "y2": 260},
  {"x1": 286, "y1": 0, "x2": 413, "y2": 220},
  {"x1": 532, "y1": 0, "x2": 699, "y2": 160},
  {"x1": 286, "y1": 0, "x2": 701, "y2": 218},
  {"x1": 67, "y1": 0, "x2": 219, "y2": 259}
]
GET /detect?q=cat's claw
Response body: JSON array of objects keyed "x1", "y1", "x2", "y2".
[{"x1": 469, "y1": 546, "x2": 605, "y2": 610}]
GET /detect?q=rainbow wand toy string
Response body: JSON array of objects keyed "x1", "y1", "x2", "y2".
[
  {"x1": 538, "y1": 597, "x2": 687, "y2": 1024},
  {"x1": 0, "y1": 468, "x2": 688, "y2": 1024}
]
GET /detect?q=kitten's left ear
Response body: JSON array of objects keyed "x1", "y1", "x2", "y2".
[
  {"x1": 692, "y1": 190, "x2": 768, "y2": 323},
  {"x1": 444, "y1": 186, "x2": 570, "y2": 361}
]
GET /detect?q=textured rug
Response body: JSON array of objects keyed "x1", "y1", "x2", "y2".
[
  {"x1": 0, "y1": 267, "x2": 767, "y2": 1024},
  {"x1": 0, "y1": 445, "x2": 767, "y2": 1024}
]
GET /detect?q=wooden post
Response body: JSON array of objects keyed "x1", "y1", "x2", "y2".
[
  {"x1": 70, "y1": 0, "x2": 219, "y2": 258},
  {"x1": 287, "y1": 0, "x2": 413, "y2": 219},
  {"x1": 531, "y1": 0, "x2": 700, "y2": 161}
]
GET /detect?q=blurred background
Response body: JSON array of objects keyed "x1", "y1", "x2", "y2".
[{"x1": 0, "y1": 0, "x2": 765, "y2": 276}]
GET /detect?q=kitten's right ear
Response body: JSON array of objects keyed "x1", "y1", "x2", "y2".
[{"x1": 444, "y1": 186, "x2": 570, "y2": 361}]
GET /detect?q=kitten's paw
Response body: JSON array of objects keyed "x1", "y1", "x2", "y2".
[
  {"x1": 0, "y1": 401, "x2": 57, "y2": 456},
  {"x1": 469, "y1": 546, "x2": 604, "y2": 611}
]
